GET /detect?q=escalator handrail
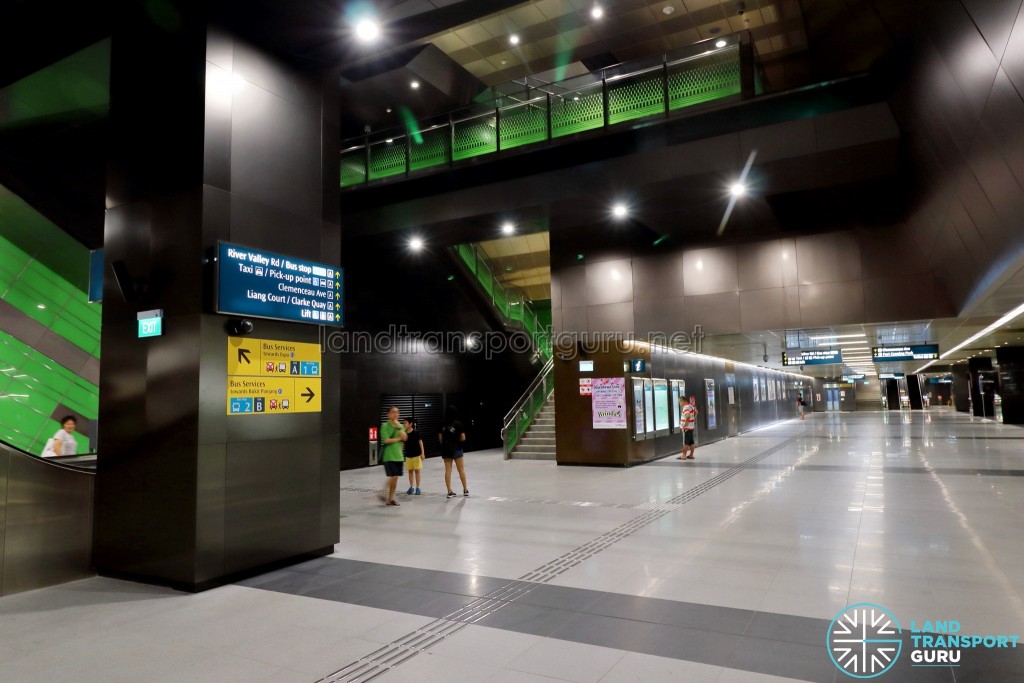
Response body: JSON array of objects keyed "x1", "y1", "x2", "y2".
[{"x1": 0, "y1": 438, "x2": 97, "y2": 474}]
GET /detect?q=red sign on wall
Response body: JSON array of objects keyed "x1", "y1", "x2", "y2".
[{"x1": 368, "y1": 427, "x2": 378, "y2": 441}]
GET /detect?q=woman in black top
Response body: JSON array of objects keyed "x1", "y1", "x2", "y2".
[{"x1": 439, "y1": 416, "x2": 468, "y2": 498}]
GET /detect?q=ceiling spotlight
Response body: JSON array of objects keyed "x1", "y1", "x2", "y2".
[
  {"x1": 715, "y1": 39, "x2": 727, "y2": 48},
  {"x1": 612, "y1": 203, "x2": 628, "y2": 218},
  {"x1": 730, "y1": 182, "x2": 746, "y2": 197},
  {"x1": 591, "y1": 5, "x2": 604, "y2": 19},
  {"x1": 410, "y1": 80, "x2": 420, "y2": 89},
  {"x1": 502, "y1": 222, "x2": 515, "y2": 235},
  {"x1": 409, "y1": 237, "x2": 424, "y2": 251},
  {"x1": 509, "y1": 34, "x2": 520, "y2": 45},
  {"x1": 663, "y1": 5, "x2": 675, "y2": 14},
  {"x1": 354, "y1": 18, "x2": 381, "y2": 42}
]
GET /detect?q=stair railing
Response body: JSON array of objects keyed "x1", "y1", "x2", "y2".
[{"x1": 501, "y1": 357, "x2": 554, "y2": 460}]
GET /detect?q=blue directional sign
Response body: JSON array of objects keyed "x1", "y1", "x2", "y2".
[
  {"x1": 872, "y1": 344, "x2": 939, "y2": 362},
  {"x1": 782, "y1": 348, "x2": 842, "y2": 366},
  {"x1": 217, "y1": 242, "x2": 343, "y2": 326}
]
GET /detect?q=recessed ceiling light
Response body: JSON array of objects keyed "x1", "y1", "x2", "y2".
[
  {"x1": 409, "y1": 237, "x2": 424, "y2": 251},
  {"x1": 502, "y1": 222, "x2": 515, "y2": 235},
  {"x1": 612, "y1": 203, "x2": 628, "y2": 218},
  {"x1": 809, "y1": 333, "x2": 866, "y2": 340},
  {"x1": 730, "y1": 182, "x2": 746, "y2": 197},
  {"x1": 591, "y1": 5, "x2": 604, "y2": 19},
  {"x1": 36, "y1": 303, "x2": 46, "y2": 309},
  {"x1": 663, "y1": 6, "x2": 675, "y2": 14},
  {"x1": 715, "y1": 39, "x2": 727, "y2": 48},
  {"x1": 509, "y1": 34, "x2": 520, "y2": 45},
  {"x1": 354, "y1": 18, "x2": 381, "y2": 43},
  {"x1": 410, "y1": 80, "x2": 420, "y2": 89}
]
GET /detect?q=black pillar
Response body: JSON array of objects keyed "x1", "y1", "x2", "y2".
[
  {"x1": 968, "y1": 357, "x2": 996, "y2": 419},
  {"x1": 996, "y1": 347, "x2": 1024, "y2": 425},
  {"x1": 906, "y1": 374, "x2": 923, "y2": 409},
  {"x1": 884, "y1": 378, "x2": 899, "y2": 409},
  {"x1": 951, "y1": 371, "x2": 970, "y2": 412},
  {"x1": 95, "y1": 4, "x2": 340, "y2": 590}
]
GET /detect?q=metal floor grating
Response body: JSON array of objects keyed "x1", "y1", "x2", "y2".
[{"x1": 320, "y1": 436, "x2": 799, "y2": 682}]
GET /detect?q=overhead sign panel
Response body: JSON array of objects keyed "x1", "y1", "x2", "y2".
[
  {"x1": 226, "y1": 337, "x2": 322, "y2": 415},
  {"x1": 217, "y1": 242, "x2": 343, "y2": 326},
  {"x1": 782, "y1": 348, "x2": 843, "y2": 366},
  {"x1": 872, "y1": 344, "x2": 939, "y2": 362}
]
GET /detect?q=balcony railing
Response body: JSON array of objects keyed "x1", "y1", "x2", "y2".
[{"x1": 341, "y1": 33, "x2": 757, "y2": 188}]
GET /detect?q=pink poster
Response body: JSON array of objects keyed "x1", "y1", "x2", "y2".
[{"x1": 592, "y1": 377, "x2": 627, "y2": 429}]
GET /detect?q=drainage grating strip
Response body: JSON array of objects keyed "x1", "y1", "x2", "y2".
[{"x1": 318, "y1": 436, "x2": 799, "y2": 683}]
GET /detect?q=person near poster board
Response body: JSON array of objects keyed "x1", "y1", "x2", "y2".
[{"x1": 678, "y1": 396, "x2": 697, "y2": 460}]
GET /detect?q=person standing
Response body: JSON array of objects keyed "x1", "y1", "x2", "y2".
[
  {"x1": 41, "y1": 415, "x2": 78, "y2": 458},
  {"x1": 403, "y1": 417, "x2": 424, "y2": 495},
  {"x1": 439, "y1": 411, "x2": 468, "y2": 498},
  {"x1": 380, "y1": 406, "x2": 407, "y2": 506},
  {"x1": 677, "y1": 396, "x2": 697, "y2": 460},
  {"x1": 797, "y1": 394, "x2": 806, "y2": 420}
]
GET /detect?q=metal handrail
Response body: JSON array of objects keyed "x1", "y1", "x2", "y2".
[{"x1": 501, "y1": 356, "x2": 554, "y2": 460}]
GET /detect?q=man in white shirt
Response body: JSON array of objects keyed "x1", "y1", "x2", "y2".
[{"x1": 678, "y1": 395, "x2": 697, "y2": 460}]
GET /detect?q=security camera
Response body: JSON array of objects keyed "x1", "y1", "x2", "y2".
[
  {"x1": 227, "y1": 319, "x2": 254, "y2": 336},
  {"x1": 763, "y1": 353, "x2": 768, "y2": 363},
  {"x1": 736, "y1": 1, "x2": 745, "y2": 15}
]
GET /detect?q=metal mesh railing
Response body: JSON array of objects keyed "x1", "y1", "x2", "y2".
[{"x1": 341, "y1": 35, "x2": 752, "y2": 188}]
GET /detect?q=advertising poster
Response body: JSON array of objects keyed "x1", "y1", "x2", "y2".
[
  {"x1": 632, "y1": 378, "x2": 645, "y2": 436},
  {"x1": 753, "y1": 378, "x2": 760, "y2": 402},
  {"x1": 653, "y1": 380, "x2": 669, "y2": 432},
  {"x1": 643, "y1": 380, "x2": 655, "y2": 434},
  {"x1": 671, "y1": 382, "x2": 681, "y2": 432},
  {"x1": 728, "y1": 386, "x2": 735, "y2": 405},
  {"x1": 760, "y1": 378, "x2": 767, "y2": 403},
  {"x1": 592, "y1": 377, "x2": 627, "y2": 429},
  {"x1": 705, "y1": 379, "x2": 717, "y2": 430},
  {"x1": 768, "y1": 379, "x2": 776, "y2": 401}
]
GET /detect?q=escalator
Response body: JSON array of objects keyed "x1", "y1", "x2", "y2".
[{"x1": 0, "y1": 437, "x2": 95, "y2": 597}]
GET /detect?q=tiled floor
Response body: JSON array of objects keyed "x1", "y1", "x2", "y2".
[{"x1": 2, "y1": 410, "x2": 1023, "y2": 682}]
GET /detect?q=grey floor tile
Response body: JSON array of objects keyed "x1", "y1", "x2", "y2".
[
  {"x1": 244, "y1": 570, "x2": 346, "y2": 596},
  {"x1": 290, "y1": 557, "x2": 378, "y2": 578},
  {"x1": 303, "y1": 577, "x2": 393, "y2": 604},
  {"x1": 417, "y1": 592, "x2": 484, "y2": 619},
  {"x1": 516, "y1": 584, "x2": 608, "y2": 612},
  {"x1": 351, "y1": 563, "x2": 430, "y2": 586},
  {"x1": 728, "y1": 636, "x2": 837, "y2": 683},
  {"x1": 355, "y1": 585, "x2": 458, "y2": 614},
  {"x1": 585, "y1": 592, "x2": 755, "y2": 635},
  {"x1": 476, "y1": 602, "x2": 577, "y2": 637},
  {"x1": 744, "y1": 611, "x2": 831, "y2": 647},
  {"x1": 408, "y1": 569, "x2": 514, "y2": 598}
]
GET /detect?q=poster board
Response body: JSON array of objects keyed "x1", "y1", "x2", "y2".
[
  {"x1": 653, "y1": 379, "x2": 670, "y2": 435},
  {"x1": 632, "y1": 378, "x2": 646, "y2": 440},
  {"x1": 705, "y1": 379, "x2": 717, "y2": 430},
  {"x1": 592, "y1": 378, "x2": 627, "y2": 429}
]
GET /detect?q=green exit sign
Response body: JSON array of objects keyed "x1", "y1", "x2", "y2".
[{"x1": 137, "y1": 309, "x2": 163, "y2": 338}]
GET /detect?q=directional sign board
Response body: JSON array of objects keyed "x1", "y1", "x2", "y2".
[
  {"x1": 872, "y1": 344, "x2": 939, "y2": 362},
  {"x1": 217, "y1": 242, "x2": 343, "y2": 326},
  {"x1": 782, "y1": 348, "x2": 843, "y2": 366},
  {"x1": 226, "y1": 337, "x2": 322, "y2": 415}
]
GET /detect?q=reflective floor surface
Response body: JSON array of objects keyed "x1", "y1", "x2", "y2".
[{"x1": 1, "y1": 409, "x2": 1022, "y2": 682}]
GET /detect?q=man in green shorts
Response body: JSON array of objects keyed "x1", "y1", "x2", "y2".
[{"x1": 380, "y1": 406, "x2": 407, "y2": 506}]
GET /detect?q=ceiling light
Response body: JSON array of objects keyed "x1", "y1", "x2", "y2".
[
  {"x1": 809, "y1": 333, "x2": 866, "y2": 340},
  {"x1": 410, "y1": 80, "x2": 420, "y2": 89},
  {"x1": 36, "y1": 303, "x2": 46, "y2": 309},
  {"x1": 509, "y1": 34, "x2": 520, "y2": 45},
  {"x1": 715, "y1": 39, "x2": 727, "y2": 48},
  {"x1": 730, "y1": 182, "x2": 746, "y2": 197},
  {"x1": 409, "y1": 237, "x2": 424, "y2": 251},
  {"x1": 611, "y1": 269, "x2": 621, "y2": 280},
  {"x1": 818, "y1": 340, "x2": 867, "y2": 346},
  {"x1": 354, "y1": 18, "x2": 381, "y2": 42},
  {"x1": 591, "y1": 5, "x2": 604, "y2": 19},
  {"x1": 502, "y1": 222, "x2": 515, "y2": 235},
  {"x1": 916, "y1": 300, "x2": 1024, "y2": 373},
  {"x1": 612, "y1": 203, "x2": 628, "y2": 218},
  {"x1": 663, "y1": 5, "x2": 675, "y2": 14}
]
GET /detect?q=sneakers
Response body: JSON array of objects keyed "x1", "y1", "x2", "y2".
[
  {"x1": 414, "y1": 488, "x2": 422, "y2": 495},
  {"x1": 406, "y1": 487, "x2": 415, "y2": 495},
  {"x1": 446, "y1": 491, "x2": 457, "y2": 498},
  {"x1": 463, "y1": 490, "x2": 470, "y2": 497}
]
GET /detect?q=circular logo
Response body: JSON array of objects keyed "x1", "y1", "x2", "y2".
[{"x1": 827, "y1": 602, "x2": 902, "y2": 678}]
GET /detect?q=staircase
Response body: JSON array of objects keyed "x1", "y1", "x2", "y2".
[{"x1": 510, "y1": 395, "x2": 555, "y2": 460}]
